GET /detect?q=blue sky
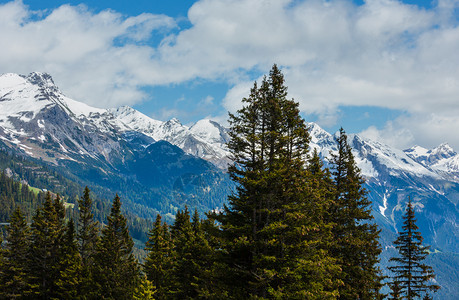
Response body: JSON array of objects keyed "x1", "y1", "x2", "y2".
[{"x1": 1, "y1": 0, "x2": 458, "y2": 150}]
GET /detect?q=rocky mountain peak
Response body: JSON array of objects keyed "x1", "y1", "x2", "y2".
[
  {"x1": 25, "y1": 72, "x2": 60, "y2": 94},
  {"x1": 166, "y1": 118, "x2": 181, "y2": 125},
  {"x1": 431, "y1": 143, "x2": 456, "y2": 158}
]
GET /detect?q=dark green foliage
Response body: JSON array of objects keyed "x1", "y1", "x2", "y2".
[
  {"x1": 78, "y1": 186, "x2": 99, "y2": 264},
  {"x1": 389, "y1": 199, "x2": 440, "y2": 299},
  {"x1": 0, "y1": 182, "x2": 145, "y2": 299},
  {"x1": 329, "y1": 128, "x2": 383, "y2": 299},
  {"x1": 144, "y1": 209, "x2": 225, "y2": 299},
  {"x1": 28, "y1": 192, "x2": 67, "y2": 299},
  {"x1": 144, "y1": 214, "x2": 172, "y2": 299},
  {"x1": 0, "y1": 169, "x2": 43, "y2": 223},
  {"x1": 133, "y1": 274, "x2": 156, "y2": 299},
  {"x1": 55, "y1": 219, "x2": 83, "y2": 299},
  {"x1": 94, "y1": 194, "x2": 140, "y2": 299},
  {"x1": 170, "y1": 208, "x2": 219, "y2": 298},
  {"x1": 0, "y1": 207, "x2": 31, "y2": 298},
  {"x1": 215, "y1": 64, "x2": 341, "y2": 298},
  {"x1": 77, "y1": 186, "x2": 100, "y2": 297}
]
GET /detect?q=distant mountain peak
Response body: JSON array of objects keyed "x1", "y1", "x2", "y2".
[
  {"x1": 431, "y1": 143, "x2": 456, "y2": 157},
  {"x1": 167, "y1": 118, "x2": 181, "y2": 125},
  {"x1": 26, "y1": 72, "x2": 55, "y2": 87}
]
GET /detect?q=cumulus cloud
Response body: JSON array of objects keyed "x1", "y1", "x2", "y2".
[
  {"x1": 1, "y1": 0, "x2": 459, "y2": 149},
  {"x1": 360, "y1": 112, "x2": 459, "y2": 150},
  {"x1": 0, "y1": 0, "x2": 176, "y2": 107}
]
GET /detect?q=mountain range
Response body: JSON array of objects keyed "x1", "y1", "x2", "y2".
[{"x1": 1, "y1": 72, "x2": 458, "y2": 298}]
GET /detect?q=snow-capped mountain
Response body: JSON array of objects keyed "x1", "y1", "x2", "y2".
[
  {"x1": 0, "y1": 72, "x2": 125, "y2": 165},
  {"x1": 306, "y1": 122, "x2": 459, "y2": 276},
  {"x1": 405, "y1": 143, "x2": 459, "y2": 182},
  {"x1": 108, "y1": 106, "x2": 231, "y2": 168},
  {"x1": 0, "y1": 72, "x2": 230, "y2": 169}
]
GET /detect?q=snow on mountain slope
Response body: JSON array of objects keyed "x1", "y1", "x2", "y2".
[
  {"x1": 108, "y1": 106, "x2": 162, "y2": 133},
  {"x1": 190, "y1": 119, "x2": 229, "y2": 145},
  {"x1": 0, "y1": 73, "x2": 53, "y2": 129},
  {"x1": 405, "y1": 143, "x2": 459, "y2": 182},
  {"x1": 109, "y1": 106, "x2": 231, "y2": 168},
  {"x1": 0, "y1": 72, "x2": 105, "y2": 126},
  {"x1": 349, "y1": 134, "x2": 439, "y2": 178},
  {"x1": 307, "y1": 122, "x2": 438, "y2": 179},
  {"x1": 0, "y1": 72, "x2": 231, "y2": 168},
  {"x1": 0, "y1": 72, "x2": 131, "y2": 165},
  {"x1": 1, "y1": 71, "x2": 457, "y2": 178}
]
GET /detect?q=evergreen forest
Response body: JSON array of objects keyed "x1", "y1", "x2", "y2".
[{"x1": 0, "y1": 65, "x2": 439, "y2": 299}]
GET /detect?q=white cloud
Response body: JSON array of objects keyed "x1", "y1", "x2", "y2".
[
  {"x1": 0, "y1": 1, "x2": 175, "y2": 107},
  {"x1": 360, "y1": 122, "x2": 415, "y2": 150},
  {"x1": 203, "y1": 95, "x2": 215, "y2": 105},
  {"x1": 1, "y1": 0, "x2": 459, "y2": 149},
  {"x1": 361, "y1": 112, "x2": 459, "y2": 150}
]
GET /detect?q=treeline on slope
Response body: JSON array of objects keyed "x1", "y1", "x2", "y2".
[
  {"x1": 0, "y1": 150, "x2": 152, "y2": 244},
  {"x1": 0, "y1": 138, "x2": 228, "y2": 223},
  {"x1": 0, "y1": 146, "x2": 82, "y2": 203}
]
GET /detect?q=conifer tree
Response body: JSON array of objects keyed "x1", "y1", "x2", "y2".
[
  {"x1": 216, "y1": 64, "x2": 340, "y2": 298},
  {"x1": 55, "y1": 219, "x2": 83, "y2": 299},
  {"x1": 0, "y1": 234, "x2": 3, "y2": 290},
  {"x1": 95, "y1": 194, "x2": 140, "y2": 299},
  {"x1": 389, "y1": 280, "x2": 402, "y2": 299},
  {"x1": 329, "y1": 128, "x2": 382, "y2": 298},
  {"x1": 133, "y1": 274, "x2": 156, "y2": 300},
  {"x1": 169, "y1": 207, "x2": 200, "y2": 298},
  {"x1": 144, "y1": 214, "x2": 172, "y2": 299},
  {"x1": 77, "y1": 186, "x2": 99, "y2": 297},
  {"x1": 78, "y1": 186, "x2": 99, "y2": 265},
  {"x1": 0, "y1": 207, "x2": 31, "y2": 298},
  {"x1": 28, "y1": 192, "x2": 66, "y2": 299},
  {"x1": 186, "y1": 209, "x2": 219, "y2": 298},
  {"x1": 388, "y1": 198, "x2": 440, "y2": 299}
]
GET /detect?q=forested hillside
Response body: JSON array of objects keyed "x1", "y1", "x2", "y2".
[{"x1": 0, "y1": 148, "x2": 152, "y2": 245}]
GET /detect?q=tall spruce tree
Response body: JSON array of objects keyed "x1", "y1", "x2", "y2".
[
  {"x1": 77, "y1": 186, "x2": 99, "y2": 297},
  {"x1": 55, "y1": 219, "x2": 83, "y2": 299},
  {"x1": 28, "y1": 192, "x2": 67, "y2": 299},
  {"x1": 216, "y1": 64, "x2": 340, "y2": 298},
  {"x1": 0, "y1": 207, "x2": 31, "y2": 298},
  {"x1": 329, "y1": 128, "x2": 383, "y2": 299},
  {"x1": 170, "y1": 208, "x2": 218, "y2": 298},
  {"x1": 78, "y1": 186, "x2": 99, "y2": 266},
  {"x1": 144, "y1": 214, "x2": 173, "y2": 299},
  {"x1": 388, "y1": 198, "x2": 440, "y2": 299},
  {"x1": 168, "y1": 207, "x2": 198, "y2": 298},
  {"x1": 95, "y1": 194, "x2": 140, "y2": 299}
]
